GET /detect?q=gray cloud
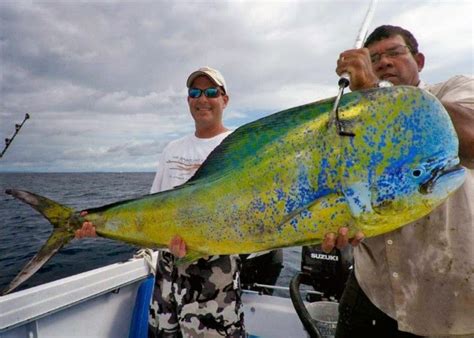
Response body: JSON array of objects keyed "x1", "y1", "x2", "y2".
[{"x1": 1, "y1": 0, "x2": 472, "y2": 172}]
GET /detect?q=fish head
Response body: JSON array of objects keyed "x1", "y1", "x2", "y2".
[
  {"x1": 371, "y1": 154, "x2": 465, "y2": 218},
  {"x1": 364, "y1": 87, "x2": 466, "y2": 225},
  {"x1": 338, "y1": 87, "x2": 466, "y2": 232}
]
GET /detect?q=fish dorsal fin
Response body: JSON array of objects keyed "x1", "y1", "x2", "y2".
[{"x1": 183, "y1": 97, "x2": 335, "y2": 185}]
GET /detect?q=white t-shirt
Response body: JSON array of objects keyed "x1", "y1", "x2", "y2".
[{"x1": 150, "y1": 131, "x2": 233, "y2": 193}]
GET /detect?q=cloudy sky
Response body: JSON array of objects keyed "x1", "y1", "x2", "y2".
[{"x1": 1, "y1": 0, "x2": 472, "y2": 172}]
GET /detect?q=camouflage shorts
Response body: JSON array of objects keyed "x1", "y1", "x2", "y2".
[{"x1": 149, "y1": 251, "x2": 245, "y2": 338}]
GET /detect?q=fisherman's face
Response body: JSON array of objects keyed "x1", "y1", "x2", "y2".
[
  {"x1": 187, "y1": 75, "x2": 228, "y2": 130},
  {"x1": 367, "y1": 35, "x2": 425, "y2": 86}
]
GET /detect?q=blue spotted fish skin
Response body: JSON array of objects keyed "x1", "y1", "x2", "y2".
[
  {"x1": 4, "y1": 86, "x2": 465, "y2": 291},
  {"x1": 79, "y1": 86, "x2": 464, "y2": 257}
]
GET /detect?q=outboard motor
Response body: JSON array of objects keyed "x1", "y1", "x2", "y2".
[
  {"x1": 300, "y1": 245, "x2": 353, "y2": 301},
  {"x1": 290, "y1": 245, "x2": 353, "y2": 336}
]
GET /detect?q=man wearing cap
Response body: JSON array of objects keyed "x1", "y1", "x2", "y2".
[{"x1": 148, "y1": 66, "x2": 245, "y2": 337}]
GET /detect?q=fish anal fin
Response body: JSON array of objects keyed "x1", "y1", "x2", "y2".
[{"x1": 2, "y1": 229, "x2": 75, "y2": 295}]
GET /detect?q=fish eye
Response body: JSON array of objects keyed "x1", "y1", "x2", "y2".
[{"x1": 412, "y1": 168, "x2": 424, "y2": 178}]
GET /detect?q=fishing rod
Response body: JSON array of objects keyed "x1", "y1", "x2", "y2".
[
  {"x1": 0, "y1": 113, "x2": 30, "y2": 159},
  {"x1": 332, "y1": 0, "x2": 378, "y2": 136}
]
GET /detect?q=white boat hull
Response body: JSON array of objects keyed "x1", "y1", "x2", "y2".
[{"x1": 0, "y1": 253, "x2": 308, "y2": 338}]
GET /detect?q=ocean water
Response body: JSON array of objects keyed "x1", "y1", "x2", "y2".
[{"x1": 0, "y1": 172, "x2": 301, "y2": 294}]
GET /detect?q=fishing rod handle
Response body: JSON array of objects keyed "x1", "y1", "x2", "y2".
[{"x1": 338, "y1": 73, "x2": 350, "y2": 88}]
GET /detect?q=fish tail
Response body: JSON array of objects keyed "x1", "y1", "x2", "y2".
[{"x1": 3, "y1": 189, "x2": 79, "y2": 295}]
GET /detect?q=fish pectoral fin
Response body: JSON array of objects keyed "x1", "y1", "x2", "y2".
[
  {"x1": 342, "y1": 182, "x2": 374, "y2": 220},
  {"x1": 174, "y1": 250, "x2": 208, "y2": 266},
  {"x1": 2, "y1": 229, "x2": 74, "y2": 295}
]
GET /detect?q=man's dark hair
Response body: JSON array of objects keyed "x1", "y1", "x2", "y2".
[{"x1": 364, "y1": 25, "x2": 419, "y2": 54}]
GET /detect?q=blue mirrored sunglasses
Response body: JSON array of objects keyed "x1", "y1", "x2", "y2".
[{"x1": 188, "y1": 87, "x2": 222, "y2": 99}]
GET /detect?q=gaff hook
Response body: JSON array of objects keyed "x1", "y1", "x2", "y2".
[{"x1": 331, "y1": 0, "x2": 378, "y2": 136}]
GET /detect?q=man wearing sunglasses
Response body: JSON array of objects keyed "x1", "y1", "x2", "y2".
[
  {"x1": 147, "y1": 66, "x2": 246, "y2": 338},
  {"x1": 328, "y1": 25, "x2": 474, "y2": 337}
]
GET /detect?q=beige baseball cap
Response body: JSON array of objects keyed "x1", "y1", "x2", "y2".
[{"x1": 186, "y1": 66, "x2": 227, "y2": 93}]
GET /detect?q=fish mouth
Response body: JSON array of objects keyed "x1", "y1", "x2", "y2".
[{"x1": 419, "y1": 162, "x2": 465, "y2": 195}]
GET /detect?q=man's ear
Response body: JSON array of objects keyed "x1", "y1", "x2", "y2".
[
  {"x1": 222, "y1": 94, "x2": 229, "y2": 107},
  {"x1": 414, "y1": 52, "x2": 425, "y2": 72}
]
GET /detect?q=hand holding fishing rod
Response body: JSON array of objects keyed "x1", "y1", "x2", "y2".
[
  {"x1": 332, "y1": 0, "x2": 378, "y2": 136},
  {"x1": 338, "y1": 0, "x2": 378, "y2": 89},
  {"x1": 0, "y1": 113, "x2": 30, "y2": 159}
]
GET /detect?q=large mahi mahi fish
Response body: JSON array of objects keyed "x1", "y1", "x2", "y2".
[{"x1": 3, "y1": 86, "x2": 466, "y2": 294}]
